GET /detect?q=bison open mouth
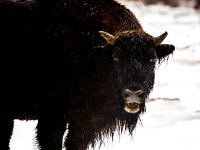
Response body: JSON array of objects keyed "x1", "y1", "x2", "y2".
[{"x1": 125, "y1": 102, "x2": 140, "y2": 113}]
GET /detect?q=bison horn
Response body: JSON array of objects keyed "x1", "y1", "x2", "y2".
[
  {"x1": 154, "y1": 31, "x2": 168, "y2": 45},
  {"x1": 99, "y1": 31, "x2": 116, "y2": 45}
]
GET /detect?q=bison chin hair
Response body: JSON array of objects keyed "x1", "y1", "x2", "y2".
[
  {"x1": 116, "y1": 102, "x2": 146, "y2": 133},
  {"x1": 86, "y1": 104, "x2": 146, "y2": 149}
]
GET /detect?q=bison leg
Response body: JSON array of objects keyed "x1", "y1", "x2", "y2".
[
  {"x1": 36, "y1": 113, "x2": 66, "y2": 150},
  {"x1": 64, "y1": 123, "x2": 93, "y2": 150},
  {"x1": 0, "y1": 117, "x2": 14, "y2": 150}
]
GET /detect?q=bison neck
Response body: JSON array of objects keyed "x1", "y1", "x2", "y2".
[{"x1": 65, "y1": 57, "x2": 120, "y2": 119}]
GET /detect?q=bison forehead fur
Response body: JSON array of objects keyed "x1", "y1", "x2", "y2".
[{"x1": 0, "y1": 0, "x2": 175, "y2": 150}]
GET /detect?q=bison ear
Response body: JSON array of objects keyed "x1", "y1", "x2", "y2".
[
  {"x1": 99, "y1": 31, "x2": 116, "y2": 45},
  {"x1": 154, "y1": 31, "x2": 168, "y2": 45},
  {"x1": 156, "y1": 44, "x2": 175, "y2": 59}
]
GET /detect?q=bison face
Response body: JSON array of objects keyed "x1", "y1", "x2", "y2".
[{"x1": 99, "y1": 30, "x2": 175, "y2": 114}]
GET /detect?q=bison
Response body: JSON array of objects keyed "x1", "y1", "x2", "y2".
[{"x1": 0, "y1": 0, "x2": 175, "y2": 150}]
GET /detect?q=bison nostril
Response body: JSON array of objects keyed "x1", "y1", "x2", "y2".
[
  {"x1": 123, "y1": 88, "x2": 144, "y2": 113},
  {"x1": 123, "y1": 89, "x2": 144, "y2": 99},
  {"x1": 135, "y1": 90, "x2": 144, "y2": 98},
  {"x1": 123, "y1": 92, "x2": 130, "y2": 98},
  {"x1": 123, "y1": 89, "x2": 133, "y2": 98}
]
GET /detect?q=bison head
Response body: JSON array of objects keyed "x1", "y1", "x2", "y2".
[{"x1": 99, "y1": 30, "x2": 175, "y2": 114}]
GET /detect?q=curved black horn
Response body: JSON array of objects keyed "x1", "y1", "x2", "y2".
[
  {"x1": 99, "y1": 31, "x2": 116, "y2": 45},
  {"x1": 154, "y1": 31, "x2": 168, "y2": 45}
]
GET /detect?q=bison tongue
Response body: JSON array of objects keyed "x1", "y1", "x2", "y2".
[{"x1": 124, "y1": 102, "x2": 140, "y2": 113}]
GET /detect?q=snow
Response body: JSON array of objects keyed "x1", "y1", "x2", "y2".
[{"x1": 10, "y1": 1, "x2": 200, "y2": 150}]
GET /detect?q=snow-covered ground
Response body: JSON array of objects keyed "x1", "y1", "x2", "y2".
[{"x1": 10, "y1": 1, "x2": 200, "y2": 150}]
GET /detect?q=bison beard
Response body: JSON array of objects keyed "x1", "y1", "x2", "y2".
[{"x1": 0, "y1": 0, "x2": 175, "y2": 150}]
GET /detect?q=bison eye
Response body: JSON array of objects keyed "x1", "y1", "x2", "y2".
[
  {"x1": 150, "y1": 58, "x2": 157, "y2": 63},
  {"x1": 113, "y1": 58, "x2": 119, "y2": 62},
  {"x1": 112, "y1": 54, "x2": 119, "y2": 62}
]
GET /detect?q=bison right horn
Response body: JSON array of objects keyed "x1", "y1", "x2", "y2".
[
  {"x1": 154, "y1": 31, "x2": 168, "y2": 45},
  {"x1": 99, "y1": 31, "x2": 116, "y2": 45}
]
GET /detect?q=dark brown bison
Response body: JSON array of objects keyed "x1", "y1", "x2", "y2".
[{"x1": 0, "y1": 0, "x2": 175, "y2": 150}]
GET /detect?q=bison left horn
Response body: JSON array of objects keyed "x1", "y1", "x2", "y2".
[
  {"x1": 154, "y1": 31, "x2": 168, "y2": 45},
  {"x1": 99, "y1": 31, "x2": 116, "y2": 45}
]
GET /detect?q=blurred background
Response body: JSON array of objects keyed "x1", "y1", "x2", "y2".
[{"x1": 11, "y1": 0, "x2": 200, "y2": 150}]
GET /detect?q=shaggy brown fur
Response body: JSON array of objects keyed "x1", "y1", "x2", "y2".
[{"x1": 0, "y1": 0, "x2": 175, "y2": 150}]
